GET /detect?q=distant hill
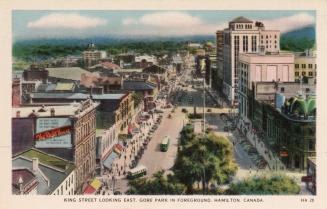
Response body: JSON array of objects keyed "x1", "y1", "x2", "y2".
[
  {"x1": 14, "y1": 35, "x2": 215, "y2": 46},
  {"x1": 281, "y1": 25, "x2": 315, "y2": 40}
]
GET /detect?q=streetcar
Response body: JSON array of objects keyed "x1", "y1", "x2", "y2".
[{"x1": 160, "y1": 136, "x2": 170, "y2": 152}]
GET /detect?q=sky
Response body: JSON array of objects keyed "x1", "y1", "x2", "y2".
[{"x1": 12, "y1": 10, "x2": 316, "y2": 40}]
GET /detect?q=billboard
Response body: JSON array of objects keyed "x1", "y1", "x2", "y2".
[{"x1": 35, "y1": 118, "x2": 72, "y2": 148}]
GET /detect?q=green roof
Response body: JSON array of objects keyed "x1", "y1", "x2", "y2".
[{"x1": 18, "y1": 148, "x2": 75, "y2": 173}]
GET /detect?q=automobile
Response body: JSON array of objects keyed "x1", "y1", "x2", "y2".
[
  {"x1": 181, "y1": 108, "x2": 188, "y2": 113},
  {"x1": 207, "y1": 108, "x2": 212, "y2": 112},
  {"x1": 223, "y1": 126, "x2": 229, "y2": 132}
]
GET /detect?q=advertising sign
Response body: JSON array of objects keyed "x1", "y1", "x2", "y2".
[{"x1": 35, "y1": 118, "x2": 72, "y2": 148}]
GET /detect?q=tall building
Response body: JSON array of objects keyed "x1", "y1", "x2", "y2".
[
  {"x1": 12, "y1": 99, "x2": 99, "y2": 193},
  {"x1": 214, "y1": 30, "x2": 224, "y2": 94},
  {"x1": 218, "y1": 16, "x2": 280, "y2": 105},
  {"x1": 238, "y1": 52, "x2": 295, "y2": 118},
  {"x1": 294, "y1": 50, "x2": 317, "y2": 83},
  {"x1": 83, "y1": 44, "x2": 107, "y2": 68}
]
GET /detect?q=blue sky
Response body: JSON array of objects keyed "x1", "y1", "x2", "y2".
[{"x1": 13, "y1": 10, "x2": 315, "y2": 40}]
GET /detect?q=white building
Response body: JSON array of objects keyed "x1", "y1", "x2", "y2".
[
  {"x1": 238, "y1": 52, "x2": 294, "y2": 117},
  {"x1": 219, "y1": 16, "x2": 280, "y2": 105}
]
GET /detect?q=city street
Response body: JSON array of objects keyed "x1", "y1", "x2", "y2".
[{"x1": 139, "y1": 107, "x2": 185, "y2": 177}]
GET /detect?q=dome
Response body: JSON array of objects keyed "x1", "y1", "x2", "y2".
[{"x1": 284, "y1": 95, "x2": 316, "y2": 117}]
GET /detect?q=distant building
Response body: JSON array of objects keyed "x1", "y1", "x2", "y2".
[
  {"x1": 89, "y1": 61, "x2": 121, "y2": 73},
  {"x1": 12, "y1": 148, "x2": 75, "y2": 195},
  {"x1": 217, "y1": 16, "x2": 280, "y2": 105},
  {"x1": 294, "y1": 50, "x2": 316, "y2": 83},
  {"x1": 12, "y1": 100, "x2": 99, "y2": 193},
  {"x1": 81, "y1": 71, "x2": 123, "y2": 92},
  {"x1": 23, "y1": 65, "x2": 49, "y2": 83},
  {"x1": 142, "y1": 65, "x2": 168, "y2": 81},
  {"x1": 83, "y1": 44, "x2": 107, "y2": 67},
  {"x1": 45, "y1": 67, "x2": 93, "y2": 83},
  {"x1": 134, "y1": 55, "x2": 157, "y2": 68},
  {"x1": 238, "y1": 52, "x2": 295, "y2": 117}
]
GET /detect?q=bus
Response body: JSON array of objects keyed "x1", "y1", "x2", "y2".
[
  {"x1": 160, "y1": 136, "x2": 170, "y2": 152},
  {"x1": 127, "y1": 165, "x2": 147, "y2": 180}
]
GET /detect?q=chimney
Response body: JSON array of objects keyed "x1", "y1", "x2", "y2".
[
  {"x1": 16, "y1": 111, "x2": 20, "y2": 118},
  {"x1": 18, "y1": 176, "x2": 24, "y2": 194},
  {"x1": 32, "y1": 158, "x2": 39, "y2": 172},
  {"x1": 50, "y1": 108, "x2": 55, "y2": 116}
]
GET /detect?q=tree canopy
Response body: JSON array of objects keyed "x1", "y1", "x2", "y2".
[
  {"x1": 126, "y1": 170, "x2": 186, "y2": 195},
  {"x1": 174, "y1": 131, "x2": 238, "y2": 194},
  {"x1": 226, "y1": 174, "x2": 301, "y2": 195}
]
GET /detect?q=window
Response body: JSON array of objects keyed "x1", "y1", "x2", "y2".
[
  {"x1": 315, "y1": 64, "x2": 317, "y2": 69},
  {"x1": 295, "y1": 64, "x2": 299, "y2": 68},
  {"x1": 308, "y1": 64, "x2": 313, "y2": 69},
  {"x1": 309, "y1": 71, "x2": 313, "y2": 76},
  {"x1": 280, "y1": 87, "x2": 285, "y2": 93},
  {"x1": 261, "y1": 35, "x2": 263, "y2": 39},
  {"x1": 266, "y1": 35, "x2": 268, "y2": 39},
  {"x1": 305, "y1": 88, "x2": 310, "y2": 93},
  {"x1": 295, "y1": 72, "x2": 299, "y2": 76},
  {"x1": 275, "y1": 35, "x2": 277, "y2": 39},
  {"x1": 302, "y1": 71, "x2": 306, "y2": 76},
  {"x1": 301, "y1": 64, "x2": 306, "y2": 69}
]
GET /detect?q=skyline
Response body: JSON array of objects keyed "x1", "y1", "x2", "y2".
[{"x1": 13, "y1": 10, "x2": 315, "y2": 40}]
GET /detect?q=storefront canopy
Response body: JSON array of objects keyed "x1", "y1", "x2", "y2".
[
  {"x1": 102, "y1": 152, "x2": 118, "y2": 169},
  {"x1": 90, "y1": 178, "x2": 102, "y2": 190},
  {"x1": 83, "y1": 185, "x2": 96, "y2": 195}
]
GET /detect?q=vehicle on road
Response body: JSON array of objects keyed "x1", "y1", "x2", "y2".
[
  {"x1": 127, "y1": 165, "x2": 147, "y2": 179},
  {"x1": 160, "y1": 136, "x2": 170, "y2": 152},
  {"x1": 168, "y1": 114, "x2": 172, "y2": 119}
]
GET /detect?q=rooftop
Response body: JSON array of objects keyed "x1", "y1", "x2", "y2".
[
  {"x1": 12, "y1": 154, "x2": 73, "y2": 194},
  {"x1": 123, "y1": 80, "x2": 157, "y2": 91},
  {"x1": 46, "y1": 67, "x2": 92, "y2": 81},
  {"x1": 12, "y1": 100, "x2": 99, "y2": 118},
  {"x1": 30, "y1": 92, "x2": 126, "y2": 100}
]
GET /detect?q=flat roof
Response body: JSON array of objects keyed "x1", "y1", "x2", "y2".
[
  {"x1": 12, "y1": 101, "x2": 98, "y2": 118},
  {"x1": 30, "y1": 92, "x2": 126, "y2": 100}
]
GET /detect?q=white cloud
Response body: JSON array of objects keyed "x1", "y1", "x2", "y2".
[
  {"x1": 122, "y1": 12, "x2": 223, "y2": 36},
  {"x1": 262, "y1": 13, "x2": 315, "y2": 33},
  {"x1": 27, "y1": 13, "x2": 107, "y2": 29},
  {"x1": 122, "y1": 12, "x2": 203, "y2": 27}
]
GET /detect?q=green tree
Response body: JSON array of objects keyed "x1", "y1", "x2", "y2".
[
  {"x1": 174, "y1": 132, "x2": 238, "y2": 194},
  {"x1": 126, "y1": 170, "x2": 185, "y2": 195},
  {"x1": 226, "y1": 174, "x2": 301, "y2": 195}
]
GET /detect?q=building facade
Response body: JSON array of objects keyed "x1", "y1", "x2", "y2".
[
  {"x1": 219, "y1": 16, "x2": 280, "y2": 105},
  {"x1": 12, "y1": 100, "x2": 99, "y2": 193},
  {"x1": 294, "y1": 50, "x2": 316, "y2": 83},
  {"x1": 238, "y1": 52, "x2": 294, "y2": 117}
]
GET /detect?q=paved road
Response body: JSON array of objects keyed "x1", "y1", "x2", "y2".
[{"x1": 140, "y1": 107, "x2": 185, "y2": 177}]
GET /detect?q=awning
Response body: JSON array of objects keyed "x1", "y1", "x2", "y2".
[
  {"x1": 83, "y1": 185, "x2": 96, "y2": 195},
  {"x1": 90, "y1": 179, "x2": 102, "y2": 190},
  {"x1": 102, "y1": 152, "x2": 118, "y2": 169},
  {"x1": 113, "y1": 147, "x2": 121, "y2": 155}
]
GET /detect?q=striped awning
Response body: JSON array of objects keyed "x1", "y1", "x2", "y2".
[
  {"x1": 83, "y1": 185, "x2": 96, "y2": 195},
  {"x1": 90, "y1": 179, "x2": 102, "y2": 190}
]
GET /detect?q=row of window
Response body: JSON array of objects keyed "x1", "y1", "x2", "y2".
[
  {"x1": 295, "y1": 71, "x2": 315, "y2": 77},
  {"x1": 236, "y1": 24, "x2": 253, "y2": 29},
  {"x1": 261, "y1": 34, "x2": 278, "y2": 39},
  {"x1": 295, "y1": 64, "x2": 316, "y2": 69}
]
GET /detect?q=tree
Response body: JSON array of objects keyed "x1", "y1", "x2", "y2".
[
  {"x1": 226, "y1": 174, "x2": 301, "y2": 195},
  {"x1": 174, "y1": 132, "x2": 238, "y2": 194},
  {"x1": 126, "y1": 170, "x2": 185, "y2": 195}
]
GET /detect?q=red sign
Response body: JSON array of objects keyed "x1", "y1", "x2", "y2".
[
  {"x1": 301, "y1": 176, "x2": 313, "y2": 182},
  {"x1": 280, "y1": 151, "x2": 288, "y2": 157},
  {"x1": 34, "y1": 126, "x2": 71, "y2": 141}
]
